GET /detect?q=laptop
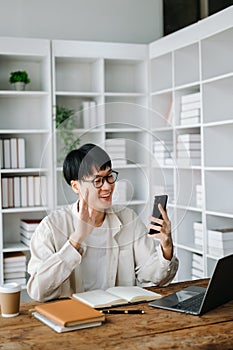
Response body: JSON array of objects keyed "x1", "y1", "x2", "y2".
[{"x1": 149, "y1": 254, "x2": 233, "y2": 315}]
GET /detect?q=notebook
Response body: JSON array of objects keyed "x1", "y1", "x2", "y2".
[
  {"x1": 149, "y1": 254, "x2": 233, "y2": 315},
  {"x1": 34, "y1": 299, "x2": 105, "y2": 328},
  {"x1": 33, "y1": 312, "x2": 103, "y2": 333},
  {"x1": 72, "y1": 286, "x2": 161, "y2": 308}
]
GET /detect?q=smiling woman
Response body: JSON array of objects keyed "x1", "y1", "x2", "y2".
[{"x1": 26, "y1": 143, "x2": 178, "y2": 302}]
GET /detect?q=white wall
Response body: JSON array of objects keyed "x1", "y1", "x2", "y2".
[{"x1": 0, "y1": 0, "x2": 163, "y2": 43}]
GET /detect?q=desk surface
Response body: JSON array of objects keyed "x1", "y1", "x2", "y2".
[{"x1": 1, "y1": 279, "x2": 233, "y2": 350}]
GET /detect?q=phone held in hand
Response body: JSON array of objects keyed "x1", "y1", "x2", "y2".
[{"x1": 149, "y1": 195, "x2": 168, "y2": 234}]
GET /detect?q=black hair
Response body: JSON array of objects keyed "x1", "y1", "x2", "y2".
[{"x1": 63, "y1": 143, "x2": 112, "y2": 185}]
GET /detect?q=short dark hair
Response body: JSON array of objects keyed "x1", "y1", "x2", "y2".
[{"x1": 63, "y1": 143, "x2": 112, "y2": 185}]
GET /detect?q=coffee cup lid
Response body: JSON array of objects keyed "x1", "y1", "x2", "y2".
[{"x1": 0, "y1": 283, "x2": 21, "y2": 293}]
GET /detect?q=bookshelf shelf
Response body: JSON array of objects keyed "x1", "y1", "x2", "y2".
[{"x1": 0, "y1": 37, "x2": 53, "y2": 288}]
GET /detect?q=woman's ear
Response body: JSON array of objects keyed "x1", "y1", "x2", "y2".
[{"x1": 70, "y1": 180, "x2": 80, "y2": 195}]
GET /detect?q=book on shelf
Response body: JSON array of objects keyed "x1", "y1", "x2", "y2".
[
  {"x1": 4, "y1": 271, "x2": 26, "y2": 279},
  {"x1": 2, "y1": 175, "x2": 47, "y2": 208},
  {"x1": 177, "y1": 150, "x2": 201, "y2": 158},
  {"x1": 33, "y1": 299, "x2": 105, "y2": 333},
  {"x1": 208, "y1": 246, "x2": 233, "y2": 256},
  {"x1": 180, "y1": 116, "x2": 200, "y2": 126},
  {"x1": 181, "y1": 101, "x2": 201, "y2": 111},
  {"x1": 2, "y1": 137, "x2": 26, "y2": 169},
  {"x1": 13, "y1": 176, "x2": 21, "y2": 208},
  {"x1": 20, "y1": 234, "x2": 31, "y2": 247},
  {"x1": 180, "y1": 108, "x2": 200, "y2": 120},
  {"x1": 27, "y1": 176, "x2": 34, "y2": 207},
  {"x1": 0, "y1": 139, "x2": 3, "y2": 168},
  {"x1": 3, "y1": 139, "x2": 10, "y2": 169},
  {"x1": 177, "y1": 134, "x2": 201, "y2": 143},
  {"x1": 82, "y1": 100, "x2": 98, "y2": 129},
  {"x1": 10, "y1": 138, "x2": 18, "y2": 168},
  {"x1": 1, "y1": 177, "x2": 8, "y2": 208},
  {"x1": 72, "y1": 286, "x2": 161, "y2": 308},
  {"x1": 3, "y1": 252, "x2": 27, "y2": 284},
  {"x1": 181, "y1": 92, "x2": 201, "y2": 104},
  {"x1": 177, "y1": 142, "x2": 201, "y2": 151},
  {"x1": 4, "y1": 277, "x2": 27, "y2": 285},
  {"x1": 20, "y1": 218, "x2": 42, "y2": 231},
  {"x1": 3, "y1": 251, "x2": 26, "y2": 262},
  {"x1": 18, "y1": 138, "x2": 25, "y2": 168},
  {"x1": 207, "y1": 228, "x2": 233, "y2": 241}
]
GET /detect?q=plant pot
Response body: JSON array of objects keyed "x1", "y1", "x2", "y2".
[{"x1": 13, "y1": 82, "x2": 26, "y2": 91}]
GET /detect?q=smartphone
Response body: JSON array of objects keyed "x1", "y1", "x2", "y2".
[{"x1": 149, "y1": 195, "x2": 168, "y2": 234}]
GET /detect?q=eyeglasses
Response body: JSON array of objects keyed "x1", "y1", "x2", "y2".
[{"x1": 81, "y1": 170, "x2": 119, "y2": 188}]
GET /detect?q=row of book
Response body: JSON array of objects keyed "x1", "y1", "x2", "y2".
[
  {"x1": 105, "y1": 139, "x2": 127, "y2": 166},
  {"x1": 3, "y1": 251, "x2": 27, "y2": 286},
  {"x1": 0, "y1": 138, "x2": 25, "y2": 169},
  {"x1": 180, "y1": 92, "x2": 201, "y2": 126},
  {"x1": 152, "y1": 140, "x2": 173, "y2": 166},
  {"x1": 82, "y1": 101, "x2": 99, "y2": 129},
  {"x1": 1, "y1": 175, "x2": 47, "y2": 209},
  {"x1": 177, "y1": 133, "x2": 201, "y2": 166},
  {"x1": 20, "y1": 218, "x2": 42, "y2": 247},
  {"x1": 193, "y1": 221, "x2": 233, "y2": 256}
]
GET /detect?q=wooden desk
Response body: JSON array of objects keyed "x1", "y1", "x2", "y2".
[{"x1": 1, "y1": 279, "x2": 233, "y2": 349}]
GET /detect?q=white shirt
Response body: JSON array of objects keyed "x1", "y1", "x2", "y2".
[{"x1": 80, "y1": 217, "x2": 109, "y2": 291}]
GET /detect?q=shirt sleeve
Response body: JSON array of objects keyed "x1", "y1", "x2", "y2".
[{"x1": 27, "y1": 219, "x2": 82, "y2": 302}]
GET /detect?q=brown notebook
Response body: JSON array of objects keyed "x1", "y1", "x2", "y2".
[{"x1": 34, "y1": 299, "x2": 105, "y2": 327}]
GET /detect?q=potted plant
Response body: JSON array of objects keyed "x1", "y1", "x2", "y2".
[
  {"x1": 55, "y1": 105, "x2": 80, "y2": 163},
  {"x1": 9, "y1": 70, "x2": 31, "y2": 91}
]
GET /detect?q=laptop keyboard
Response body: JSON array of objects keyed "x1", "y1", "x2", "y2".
[{"x1": 175, "y1": 292, "x2": 206, "y2": 313}]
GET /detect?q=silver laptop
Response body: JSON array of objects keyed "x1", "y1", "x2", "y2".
[{"x1": 149, "y1": 254, "x2": 233, "y2": 315}]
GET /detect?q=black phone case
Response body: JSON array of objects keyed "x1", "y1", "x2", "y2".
[{"x1": 149, "y1": 195, "x2": 168, "y2": 234}]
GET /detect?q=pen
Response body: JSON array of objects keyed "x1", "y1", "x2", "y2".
[{"x1": 102, "y1": 309, "x2": 145, "y2": 314}]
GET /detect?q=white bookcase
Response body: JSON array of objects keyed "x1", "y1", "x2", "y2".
[
  {"x1": 51, "y1": 41, "x2": 151, "y2": 223},
  {"x1": 149, "y1": 6, "x2": 233, "y2": 281},
  {"x1": 0, "y1": 37, "x2": 53, "y2": 287},
  {"x1": 1, "y1": 6, "x2": 233, "y2": 291}
]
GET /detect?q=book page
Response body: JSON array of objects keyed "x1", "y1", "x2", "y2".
[
  {"x1": 106, "y1": 286, "x2": 161, "y2": 302},
  {"x1": 72, "y1": 289, "x2": 127, "y2": 308}
]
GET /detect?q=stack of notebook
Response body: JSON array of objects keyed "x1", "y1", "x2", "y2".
[{"x1": 33, "y1": 299, "x2": 105, "y2": 333}]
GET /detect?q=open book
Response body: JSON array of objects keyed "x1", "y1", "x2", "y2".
[{"x1": 72, "y1": 286, "x2": 161, "y2": 308}]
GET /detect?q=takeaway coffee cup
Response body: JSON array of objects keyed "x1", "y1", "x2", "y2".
[{"x1": 0, "y1": 283, "x2": 21, "y2": 317}]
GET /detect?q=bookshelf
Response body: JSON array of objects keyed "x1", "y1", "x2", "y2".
[
  {"x1": 0, "y1": 37, "x2": 53, "y2": 288},
  {"x1": 149, "y1": 6, "x2": 233, "y2": 281},
  {"x1": 51, "y1": 41, "x2": 150, "y2": 223}
]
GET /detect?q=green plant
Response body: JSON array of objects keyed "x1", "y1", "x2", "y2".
[
  {"x1": 55, "y1": 105, "x2": 80, "y2": 161},
  {"x1": 9, "y1": 70, "x2": 31, "y2": 84}
]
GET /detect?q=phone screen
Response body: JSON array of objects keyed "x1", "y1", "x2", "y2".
[{"x1": 149, "y1": 195, "x2": 168, "y2": 234}]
